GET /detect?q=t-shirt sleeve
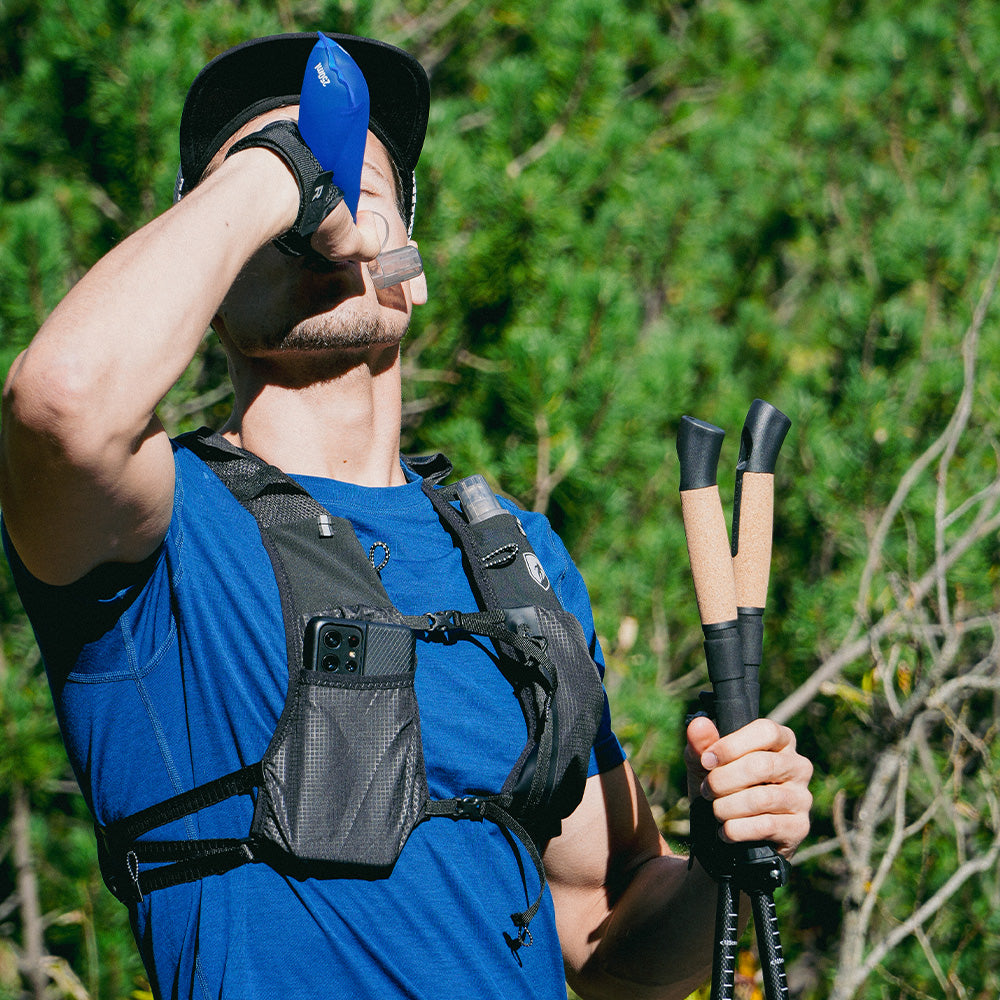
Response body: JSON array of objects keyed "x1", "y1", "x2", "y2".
[{"x1": 1, "y1": 517, "x2": 165, "y2": 684}]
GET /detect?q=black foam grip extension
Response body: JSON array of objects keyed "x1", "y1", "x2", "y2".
[
  {"x1": 702, "y1": 623, "x2": 753, "y2": 736},
  {"x1": 736, "y1": 608, "x2": 763, "y2": 719}
]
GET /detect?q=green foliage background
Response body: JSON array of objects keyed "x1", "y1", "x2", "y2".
[{"x1": 2, "y1": 1, "x2": 999, "y2": 998}]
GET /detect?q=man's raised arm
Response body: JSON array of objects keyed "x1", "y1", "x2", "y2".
[{"x1": 0, "y1": 141, "x2": 377, "y2": 586}]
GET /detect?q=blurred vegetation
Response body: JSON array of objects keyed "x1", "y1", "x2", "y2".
[{"x1": 2, "y1": 0, "x2": 999, "y2": 997}]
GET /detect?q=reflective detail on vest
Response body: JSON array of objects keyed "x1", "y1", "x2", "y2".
[{"x1": 522, "y1": 552, "x2": 551, "y2": 591}]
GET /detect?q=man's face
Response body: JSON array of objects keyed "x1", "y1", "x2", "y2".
[{"x1": 207, "y1": 106, "x2": 426, "y2": 358}]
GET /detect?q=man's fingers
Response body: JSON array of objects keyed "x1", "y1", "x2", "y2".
[
  {"x1": 309, "y1": 205, "x2": 382, "y2": 262},
  {"x1": 706, "y1": 717, "x2": 796, "y2": 764},
  {"x1": 685, "y1": 714, "x2": 720, "y2": 760},
  {"x1": 717, "y1": 811, "x2": 812, "y2": 859},
  {"x1": 709, "y1": 780, "x2": 814, "y2": 823},
  {"x1": 701, "y1": 744, "x2": 812, "y2": 800},
  {"x1": 684, "y1": 715, "x2": 720, "y2": 798},
  {"x1": 351, "y1": 210, "x2": 384, "y2": 260}
]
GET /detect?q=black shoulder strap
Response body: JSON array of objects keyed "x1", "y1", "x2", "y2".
[
  {"x1": 96, "y1": 763, "x2": 263, "y2": 903},
  {"x1": 403, "y1": 451, "x2": 453, "y2": 486},
  {"x1": 420, "y1": 480, "x2": 563, "y2": 614},
  {"x1": 179, "y1": 428, "x2": 396, "y2": 673}
]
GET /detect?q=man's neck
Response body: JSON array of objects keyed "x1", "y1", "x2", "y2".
[{"x1": 221, "y1": 344, "x2": 407, "y2": 487}]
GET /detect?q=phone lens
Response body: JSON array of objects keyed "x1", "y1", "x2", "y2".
[{"x1": 314, "y1": 623, "x2": 364, "y2": 672}]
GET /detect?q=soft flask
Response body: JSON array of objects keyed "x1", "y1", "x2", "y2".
[
  {"x1": 297, "y1": 33, "x2": 369, "y2": 219},
  {"x1": 297, "y1": 33, "x2": 423, "y2": 288}
]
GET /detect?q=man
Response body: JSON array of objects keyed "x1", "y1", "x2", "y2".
[{"x1": 0, "y1": 31, "x2": 812, "y2": 1000}]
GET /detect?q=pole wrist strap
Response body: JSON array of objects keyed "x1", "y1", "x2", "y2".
[{"x1": 226, "y1": 120, "x2": 344, "y2": 257}]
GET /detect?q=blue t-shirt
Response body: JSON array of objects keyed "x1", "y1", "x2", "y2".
[{"x1": 4, "y1": 441, "x2": 623, "y2": 999}]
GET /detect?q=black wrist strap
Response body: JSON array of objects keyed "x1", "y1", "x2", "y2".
[
  {"x1": 226, "y1": 120, "x2": 344, "y2": 257},
  {"x1": 689, "y1": 795, "x2": 736, "y2": 882}
]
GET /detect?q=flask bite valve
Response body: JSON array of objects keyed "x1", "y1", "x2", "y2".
[
  {"x1": 366, "y1": 212, "x2": 423, "y2": 288},
  {"x1": 368, "y1": 245, "x2": 423, "y2": 289},
  {"x1": 454, "y1": 475, "x2": 505, "y2": 524}
]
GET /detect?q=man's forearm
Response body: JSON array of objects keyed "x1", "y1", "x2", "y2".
[
  {"x1": 568, "y1": 851, "x2": 739, "y2": 1000},
  {"x1": 549, "y1": 764, "x2": 743, "y2": 1000},
  {"x1": 17, "y1": 149, "x2": 297, "y2": 437}
]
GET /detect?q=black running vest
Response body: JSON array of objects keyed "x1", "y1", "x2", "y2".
[{"x1": 96, "y1": 430, "x2": 606, "y2": 946}]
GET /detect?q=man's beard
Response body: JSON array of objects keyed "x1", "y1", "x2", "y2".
[{"x1": 263, "y1": 305, "x2": 407, "y2": 352}]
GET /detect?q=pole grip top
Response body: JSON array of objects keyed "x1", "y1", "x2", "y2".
[
  {"x1": 736, "y1": 400, "x2": 791, "y2": 476},
  {"x1": 677, "y1": 416, "x2": 726, "y2": 491}
]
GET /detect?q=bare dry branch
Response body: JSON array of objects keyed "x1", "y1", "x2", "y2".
[
  {"x1": 772, "y1": 503, "x2": 1000, "y2": 724},
  {"x1": 837, "y1": 833, "x2": 1000, "y2": 1000},
  {"x1": 11, "y1": 784, "x2": 45, "y2": 1000}
]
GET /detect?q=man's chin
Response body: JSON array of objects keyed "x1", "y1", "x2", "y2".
[{"x1": 265, "y1": 311, "x2": 407, "y2": 353}]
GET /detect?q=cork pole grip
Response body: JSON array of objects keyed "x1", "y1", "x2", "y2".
[
  {"x1": 730, "y1": 399, "x2": 790, "y2": 613},
  {"x1": 680, "y1": 486, "x2": 739, "y2": 626},
  {"x1": 732, "y1": 471, "x2": 775, "y2": 609},
  {"x1": 676, "y1": 415, "x2": 739, "y2": 627}
]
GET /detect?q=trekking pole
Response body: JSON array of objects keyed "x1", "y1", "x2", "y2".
[
  {"x1": 676, "y1": 402, "x2": 791, "y2": 1000},
  {"x1": 730, "y1": 400, "x2": 791, "y2": 1000},
  {"x1": 677, "y1": 415, "x2": 750, "y2": 1000},
  {"x1": 730, "y1": 398, "x2": 791, "y2": 721}
]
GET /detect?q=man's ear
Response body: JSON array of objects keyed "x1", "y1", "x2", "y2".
[{"x1": 408, "y1": 240, "x2": 428, "y2": 305}]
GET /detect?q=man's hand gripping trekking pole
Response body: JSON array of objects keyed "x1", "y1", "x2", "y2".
[{"x1": 676, "y1": 400, "x2": 792, "y2": 1000}]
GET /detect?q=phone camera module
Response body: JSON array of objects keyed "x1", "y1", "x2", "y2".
[{"x1": 313, "y1": 621, "x2": 364, "y2": 673}]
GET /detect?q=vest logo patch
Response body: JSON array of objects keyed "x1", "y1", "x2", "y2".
[{"x1": 523, "y1": 553, "x2": 551, "y2": 591}]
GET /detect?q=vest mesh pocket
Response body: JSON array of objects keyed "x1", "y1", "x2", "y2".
[
  {"x1": 534, "y1": 607, "x2": 607, "y2": 815},
  {"x1": 251, "y1": 669, "x2": 428, "y2": 868}
]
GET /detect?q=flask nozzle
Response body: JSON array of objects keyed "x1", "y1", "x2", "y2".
[
  {"x1": 455, "y1": 475, "x2": 505, "y2": 524},
  {"x1": 368, "y1": 246, "x2": 423, "y2": 289}
]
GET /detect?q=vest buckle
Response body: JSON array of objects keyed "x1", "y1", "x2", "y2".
[
  {"x1": 425, "y1": 609, "x2": 463, "y2": 632},
  {"x1": 455, "y1": 796, "x2": 487, "y2": 820}
]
